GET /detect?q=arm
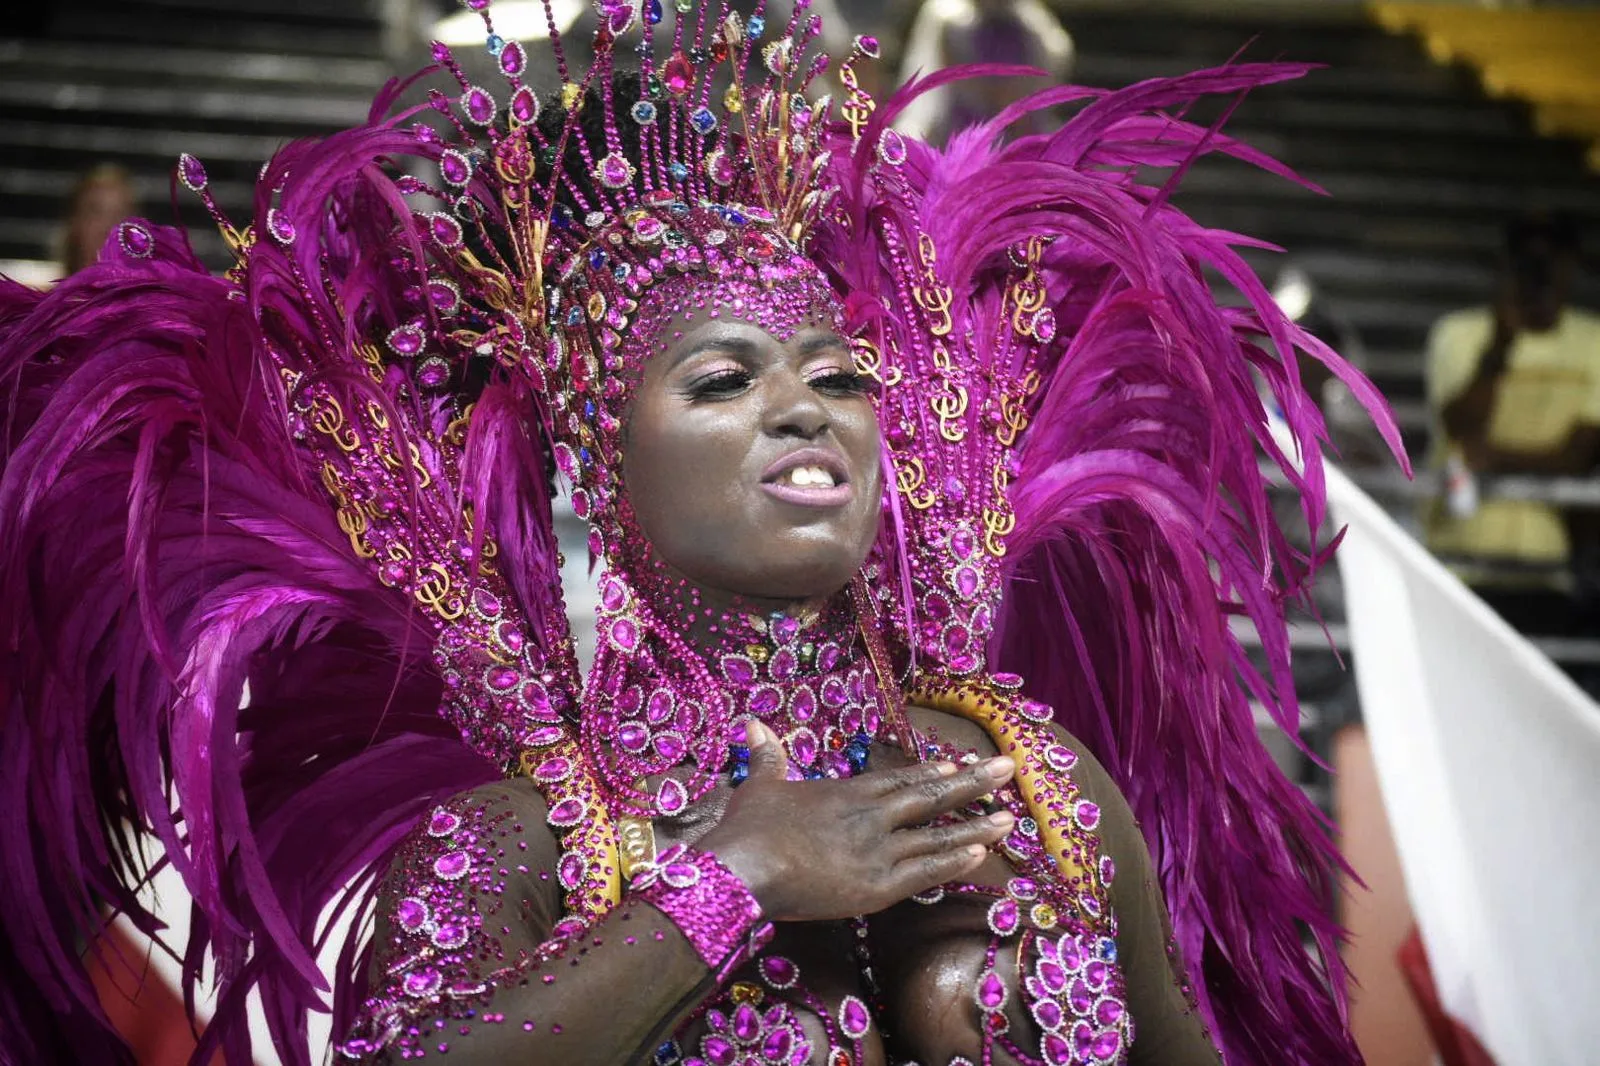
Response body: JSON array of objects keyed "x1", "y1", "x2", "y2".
[
  {"x1": 1439, "y1": 318, "x2": 1514, "y2": 462},
  {"x1": 344, "y1": 727, "x2": 1017, "y2": 1064},
  {"x1": 1056, "y1": 732, "x2": 1221, "y2": 1066},
  {"x1": 343, "y1": 779, "x2": 730, "y2": 1064}
]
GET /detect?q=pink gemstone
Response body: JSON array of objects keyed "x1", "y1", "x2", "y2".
[
  {"x1": 820, "y1": 677, "x2": 847, "y2": 708},
  {"x1": 428, "y1": 809, "x2": 461, "y2": 837},
  {"x1": 1084, "y1": 961, "x2": 1108, "y2": 992},
  {"x1": 526, "y1": 725, "x2": 564, "y2": 747},
  {"x1": 762, "y1": 1028, "x2": 792, "y2": 1061},
  {"x1": 1069, "y1": 978, "x2": 1094, "y2": 1016},
  {"x1": 1059, "y1": 936, "x2": 1085, "y2": 971},
  {"x1": 1045, "y1": 744, "x2": 1079, "y2": 772},
  {"x1": 610, "y1": 617, "x2": 639, "y2": 650},
  {"x1": 1075, "y1": 801, "x2": 1101, "y2": 830},
  {"x1": 838, "y1": 995, "x2": 870, "y2": 1039},
  {"x1": 571, "y1": 488, "x2": 592, "y2": 520},
  {"x1": 617, "y1": 722, "x2": 648, "y2": 752},
  {"x1": 1037, "y1": 958, "x2": 1068, "y2": 994},
  {"x1": 701, "y1": 1036, "x2": 735, "y2": 1066},
  {"x1": 178, "y1": 153, "x2": 208, "y2": 191},
  {"x1": 653, "y1": 732, "x2": 687, "y2": 762},
  {"x1": 759, "y1": 955, "x2": 797, "y2": 988},
  {"x1": 432, "y1": 851, "x2": 470, "y2": 880},
  {"x1": 988, "y1": 897, "x2": 1020, "y2": 936},
  {"x1": 557, "y1": 851, "x2": 585, "y2": 889},
  {"x1": 646, "y1": 688, "x2": 675, "y2": 724},
  {"x1": 657, "y1": 777, "x2": 688, "y2": 815},
  {"x1": 1034, "y1": 998, "x2": 1064, "y2": 1031},
  {"x1": 954, "y1": 566, "x2": 981, "y2": 599},
  {"x1": 497, "y1": 621, "x2": 525, "y2": 652},
  {"x1": 732, "y1": 1002, "x2": 762, "y2": 1043},
  {"x1": 789, "y1": 729, "x2": 818, "y2": 766},
  {"x1": 950, "y1": 527, "x2": 976, "y2": 559},
  {"x1": 663, "y1": 50, "x2": 694, "y2": 95},
  {"x1": 599, "y1": 576, "x2": 628, "y2": 611},
  {"x1": 1096, "y1": 997, "x2": 1125, "y2": 1027},
  {"x1": 535, "y1": 757, "x2": 571, "y2": 781},
  {"x1": 547, "y1": 798, "x2": 585, "y2": 827},
  {"x1": 462, "y1": 88, "x2": 496, "y2": 125},
  {"x1": 510, "y1": 85, "x2": 538, "y2": 124},
  {"x1": 943, "y1": 624, "x2": 971, "y2": 656},
  {"x1": 720, "y1": 655, "x2": 756, "y2": 685},
  {"x1": 789, "y1": 688, "x2": 816, "y2": 721},
  {"x1": 395, "y1": 897, "x2": 430, "y2": 932},
  {"x1": 1042, "y1": 1031, "x2": 1073, "y2": 1065},
  {"x1": 1100, "y1": 856, "x2": 1116, "y2": 885},
  {"x1": 487, "y1": 665, "x2": 519, "y2": 690},
  {"x1": 402, "y1": 968, "x2": 442, "y2": 998},
  {"x1": 431, "y1": 922, "x2": 468, "y2": 949},
  {"x1": 499, "y1": 40, "x2": 526, "y2": 76},
  {"x1": 440, "y1": 149, "x2": 472, "y2": 186},
  {"x1": 748, "y1": 685, "x2": 781, "y2": 715},
  {"x1": 1033, "y1": 307, "x2": 1058, "y2": 343},
  {"x1": 1073, "y1": 1021, "x2": 1095, "y2": 1053},
  {"x1": 1091, "y1": 1029, "x2": 1122, "y2": 1061},
  {"x1": 769, "y1": 648, "x2": 797, "y2": 680},
  {"x1": 816, "y1": 643, "x2": 840, "y2": 670},
  {"x1": 429, "y1": 213, "x2": 463, "y2": 247},
  {"x1": 976, "y1": 971, "x2": 1008, "y2": 1012}
]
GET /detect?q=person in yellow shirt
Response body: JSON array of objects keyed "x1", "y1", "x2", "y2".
[{"x1": 1425, "y1": 212, "x2": 1600, "y2": 617}]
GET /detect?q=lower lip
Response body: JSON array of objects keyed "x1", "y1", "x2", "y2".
[{"x1": 760, "y1": 481, "x2": 854, "y2": 508}]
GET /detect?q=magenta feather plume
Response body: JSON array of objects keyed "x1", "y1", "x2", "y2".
[{"x1": 820, "y1": 64, "x2": 1406, "y2": 1065}]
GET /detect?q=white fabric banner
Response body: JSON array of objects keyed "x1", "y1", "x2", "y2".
[{"x1": 1328, "y1": 463, "x2": 1600, "y2": 1066}]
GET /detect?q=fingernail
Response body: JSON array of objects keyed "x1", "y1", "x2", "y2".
[
  {"x1": 966, "y1": 844, "x2": 988, "y2": 859},
  {"x1": 984, "y1": 757, "x2": 1014, "y2": 781},
  {"x1": 987, "y1": 811, "x2": 1015, "y2": 829},
  {"x1": 935, "y1": 761, "x2": 958, "y2": 776}
]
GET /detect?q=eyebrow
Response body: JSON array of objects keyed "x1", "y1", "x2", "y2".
[{"x1": 667, "y1": 329, "x2": 847, "y2": 371}]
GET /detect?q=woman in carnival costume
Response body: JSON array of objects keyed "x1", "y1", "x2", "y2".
[{"x1": 0, "y1": 0, "x2": 1404, "y2": 1062}]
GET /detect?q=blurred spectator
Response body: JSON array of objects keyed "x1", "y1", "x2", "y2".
[
  {"x1": 59, "y1": 164, "x2": 137, "y2": 277},
  {"x1": 894, "y1": 0, "x2": 1073, "y2": 143},
  {"x1": 1423, "y1": 211, "x2": 1600, "y2": 628}
]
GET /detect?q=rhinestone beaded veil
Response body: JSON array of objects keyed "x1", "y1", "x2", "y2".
[{"x1": 0, "y1": 0, "x2": 1404, "y2": 1062}]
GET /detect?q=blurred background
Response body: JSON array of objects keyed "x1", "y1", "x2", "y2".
[{"x1": 3, "y1": 0, "x2": 1597, "y2": 1063}]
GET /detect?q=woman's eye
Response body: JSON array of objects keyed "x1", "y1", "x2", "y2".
[
  {"x1": 685, "y1": 369, "x2": 752, "y2": 399},
  {"x1": 809, "y1": 370, "x2": 870, "y2": 395}
]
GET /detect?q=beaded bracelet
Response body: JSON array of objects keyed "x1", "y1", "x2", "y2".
[{"x1": 630, "y1": 843, "x2": 774, "y2": 982}]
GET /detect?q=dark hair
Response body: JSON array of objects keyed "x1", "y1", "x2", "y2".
[
  {"x1": 1505, "y1": 210, "x2": 1581, "y2": 258},
  {"x1": 534, "y1": 69, "x2": 648, "y2": 216}
]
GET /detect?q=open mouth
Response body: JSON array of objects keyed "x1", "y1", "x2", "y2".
[{"x1": 759, "y1": 448, "x2": 853, "y2": 508}]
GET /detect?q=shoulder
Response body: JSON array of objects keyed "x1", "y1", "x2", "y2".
[
  {"x1": 1428, "y1": 306, "x2": 1492, "y2": 352},
  {"x1": 383, "y1": 777, "x2": 561, "y2": 892}
]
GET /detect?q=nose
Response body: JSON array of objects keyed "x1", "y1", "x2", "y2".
[{"x1": 761, "y1": 367, "x2": 830, "y2": 440}]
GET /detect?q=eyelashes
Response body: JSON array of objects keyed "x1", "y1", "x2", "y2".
[{"x1": 681, "y1": 367, "x2": 871, "y2": 400}]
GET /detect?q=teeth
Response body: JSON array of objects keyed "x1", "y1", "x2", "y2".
[{"x1": 783, "y1": 465, "x2": 836, "y2": 488}]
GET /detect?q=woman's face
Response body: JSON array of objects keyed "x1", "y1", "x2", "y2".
[{"x1": 621, "y1": 309, "x2": 882, "y2": 604}]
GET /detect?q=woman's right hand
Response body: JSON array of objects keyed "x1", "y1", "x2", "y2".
[{"x1": 698, "y1": 722, "x2": 1016, "y2": 922}]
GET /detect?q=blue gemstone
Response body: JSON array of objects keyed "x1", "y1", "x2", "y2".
[
  {"x1": 578, "y1": 446, "x2": 592, "y2": 465},
  {"x1": 645, "y1": 0, "x2": 662, "y2": 25},
  {"x1": 588, "y1": 249, "x2": 608, "y2": 268},
  {"x1": 613, "y1": 263, "x2": 631, "y2": 281},
  {"x1": 731, "y1": 764, "x2": 749, "y2": 785},
  {"x1": 725, "y1": 209, "x2": 747, "y2": 225},
  {"x1": 631, "y1": 100, "x2": 658, "y2": 125},
  {"x1": 1101, "y1": 938, "x2": 1118, "y2": 962},
  {"x1": 803, "y1": 768, "x2": 825, "y2": 781},
  {"x1": 566, "y1": 307, "x2": 584, "y2": 326},
  {"x1": 552, "y1": 204, "x2": 574, "y2": 229},
  {"x1": 689, "y1": 107, "x2": 718, "y2": 135},
  {"x1": 668, "y1": 200, "x2": 690, "y2": 215},
  {"x1": 668, "y1": 162, "x2": 689, "y2": 181},
  {"x1": 485, "y1": 33, "x2": 505, "y2": 56},
  {"x1": 583, "y1": 399, "x2": 597, "y2": 419},
  {"x1": 748, "y1": 15, "x2": 765, "y2": 37},
  {"x1": 653, "y1": 1041, "x2": 682, "y2": 1066}
]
